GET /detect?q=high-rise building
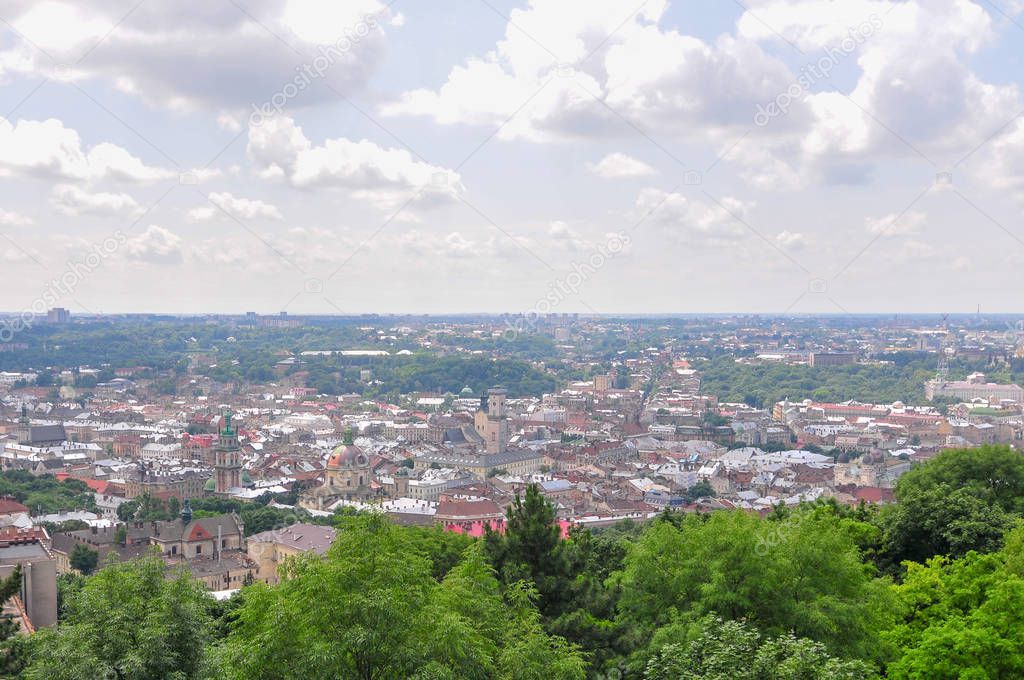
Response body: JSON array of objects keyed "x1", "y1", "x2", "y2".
[
  {"x1": 213, "y1": 410, "x2": 242, "y2": 495},
  {"x1": 808, "y1": 352, "x2": 857, "y2": 367},
  {"x1": 46, "y1": 308, "x2": 70, "y2": 323}
]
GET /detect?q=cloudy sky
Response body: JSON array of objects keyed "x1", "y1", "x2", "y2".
[{"x1": 1, "y1": 0, "x2": 1023, "y2": 315}]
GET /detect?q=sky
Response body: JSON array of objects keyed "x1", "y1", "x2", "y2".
[{"x1": 0, "y1": 0, "x2": 1023, "y2": 316}]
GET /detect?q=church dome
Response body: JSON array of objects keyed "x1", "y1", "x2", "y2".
[{"x1": 327, "y1": 444, "x2": 368, "y2": 469}]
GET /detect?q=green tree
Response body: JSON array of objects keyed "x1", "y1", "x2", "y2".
[
  {"x1": 23, "y1": 555, "x2": 213, "y2": 680},
  {"x1": 643, "y1": 617, "x2": 876, "y2": 680},
  {"x1": 613, "y1": 510, "x2": 894, "y2": 662},
  {"x1": 484, "y1": 484, "x2": 569, "y2": 617},
  {"x1": 884, "y1": 526, "x2": 1024, "y2": 678},
  {"x1": 69, "y1": 544, "x2": 99, "y2": 575},
  {"x1": 895, "y1": 444, "x2": 1024, "y2": 514},
  {"x1": 212, "y1": 515, "x2": 584, "y2": 679},
  {"x1": 0, "y1": 565, "x2": 27, "y2": 676},
  {"x1": 879, "y1": 485, "x2": 1012, "y2": 572}
]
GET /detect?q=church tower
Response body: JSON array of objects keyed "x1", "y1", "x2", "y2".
[
  {"x1": 474, "y1": 387, "x2": 509, "y2": 454},
  {"x1": 16, "y1": 404, "x2": 30, "y2": 444},
  {"x1": 214, "y1": 409, "x2": 242, "y2": 495}
]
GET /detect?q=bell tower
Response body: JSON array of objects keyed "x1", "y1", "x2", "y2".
[{"x1": 214, "y1": 409, "x2": 241, "y2": 495}]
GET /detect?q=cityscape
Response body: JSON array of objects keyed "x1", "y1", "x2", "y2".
[
  {"x1": 0, "y1": 313, "x2": 1017, "y2": 676},
  {"x1": 1, "y1": 0, "x2": 1024, "y2": 678}
]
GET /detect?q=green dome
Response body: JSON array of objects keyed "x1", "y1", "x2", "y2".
[
  {"x1": 460, "y1": 385, "x2": 474, "y2": 397},
  {"x1": 203, "y1": 478, "x2": 216, "y2": 492}
]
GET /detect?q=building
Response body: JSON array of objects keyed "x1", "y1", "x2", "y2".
[
  {"x1": 435, "y1": 496, "x2": 505, "y2": 534},
  {"x1": 413, "y1": 448, "x2": 543, "y2": 477},
  {"x1": 13, "y1": 407, "x2": 66, "y2": 447},
  {"x1": 46, "y1": 308, "x2": 70, "y2": 323},
  {"x1": 50, "y1": 524, "x2": 153, "y2": 573},
  {"x1": 298, "y1": 431, "x2": 378, "y2": 510},
  {"x1": 149, "y1": 502, "x2": 245, "y2": 559},
  {"x1": 213, "y1": 411, "x2": 242, "y2": 495},
  {"x1": 122, "y1": 463, "x2": 208, "y2": 502},
  {"x1": 247, "y1": 523, "x2": 336, "y2": 584},
  {"x1": 0, "y1": 526, "x2": 57, "y2": 628},
  {"x1": 925, "y1": 373, "x2": 1024, "y2": 403},
  {"x1": 151, "y1": 504, "x2": 256, "y2": 592},
  {"x1": 474, "y1": 388, "x2": 510, "y2": 454},
  {"x1": 808, "y1": 352, "x2": 857, "y2": 368}
]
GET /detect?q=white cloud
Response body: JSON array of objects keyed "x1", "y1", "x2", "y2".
[
  {"x1": 124, "y1": 225, "x2": 182, "y2": 264},
  {"x1": 384, "y1": 0, "x2": 1024, "y2": 193},
  {"x1": 188, "y1": 192, "x2": 283, "y2": 221},
  {"x1": 396, "y1": 229, "x2": 500, "y2": 259},
  {"x1": 0, "y1": 0, "x2": 395, "y2": 111},
  {"x1": 865, "y1": 211, "x2": 927, "y2": 236},
  {"x1": 775, "y1": 230, "x2": 807, "y2": 249},
  {"x1": 636, "y1": 188, "x2": 754, "y2": 245},
  {"x1": 247, "y1": 115, "x2": 463, "y2": 210},
  {"x1": 587, "y1": 153, "x2": 655, "y2": 178},
  {"x1": 726, "y1": 0, "x2": 1022, "y2": 186},
  {"x1": 51, "y1": 184, "x2": 143, "y2": 217},
  {"x1": 217, "y1": 113, "x2": 242, "y2": 134},
  {"x1": 383, "y1": 0, "x2": 793, "y2": 142},
  {"x1": 889, "y1": 238, "x2": 938, "y2": 263},
  {"x1": 0, "y1": 117, "x2": 173, "y2": 183},
  {"x1": 547, "y1": 220, "x2": 589, "y2": 251},
  {"x1": 977, "y1": 119, "x2": 1024, "y2": 203},
  {"x1": 0, "y1": 209, "x2": 32, "y2": 227}
]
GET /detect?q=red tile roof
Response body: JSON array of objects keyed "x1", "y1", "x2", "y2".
[
  {"x1": 0, "y1": 497, "x2": 29, "y2": 515},
  {"x1": 188, "y1": 524, "x2": 214, "y2": 541}
]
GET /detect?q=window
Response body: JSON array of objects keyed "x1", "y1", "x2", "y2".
[
  {"x1": 222, "y1": 539, "x2": 227, "y2": 548},
  {"x1": 196, "y1": 545, "x2": 202, "y2": 555},
  {"x1": 171, "y1": 546, "x2": 177, "y2": 555}
]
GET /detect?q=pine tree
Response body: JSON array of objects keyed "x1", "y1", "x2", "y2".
[{"x1": 485, "y1": 484, "x2": 569, "y2": 617}]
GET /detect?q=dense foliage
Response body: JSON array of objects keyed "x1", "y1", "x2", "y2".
[
  {"x1": 0, "y1": 321, "x2": 560, "y2": 398},
  {"x1": 695, "y1": 355, "x2": 937, "y2": 407},
  {"x1": 0, "y1": 471, "x2": 97, "y2": 515},
  {"x1": 304, "y1": 354, "x2": 558, "y2": 398}
]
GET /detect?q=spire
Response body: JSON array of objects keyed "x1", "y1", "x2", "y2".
[
  {"x1": 181, "y1": 498, "x2": 193, "y2": 525},
  {"x1": 222, "y1": 408, "x2": 234, "y2": 435},
  {"x1": 343, "y1": 428, "x2": 355, "y2": 445}
]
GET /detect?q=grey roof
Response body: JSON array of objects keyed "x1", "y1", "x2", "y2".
[
  {"x1": 26, "y1": 425, "x2": 66, "y2": 444},
  {"x1": 248, "y1": 523, "x2": 336, "y2": 554},
  {"x1": 443, "y1": 428, "x2": 467, "y2": 444},
  {"x1": 0, "y1": 543, "x2": 50, "y2": 561}
]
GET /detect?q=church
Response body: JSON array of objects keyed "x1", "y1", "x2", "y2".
[{"x1": 299, "y1": 430, "x2": 379, "y2": 511}]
